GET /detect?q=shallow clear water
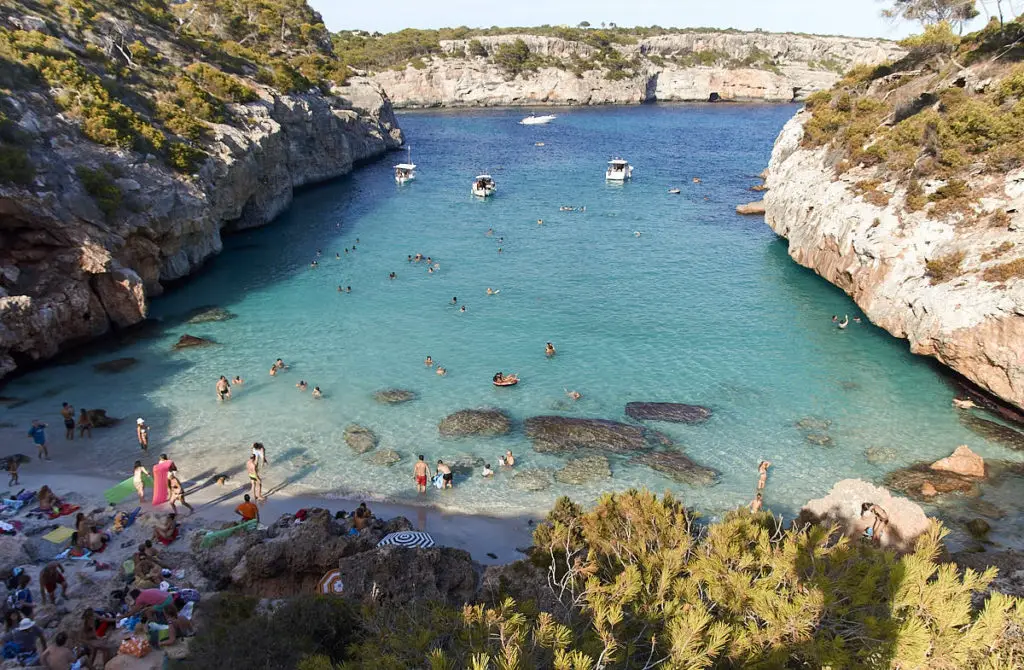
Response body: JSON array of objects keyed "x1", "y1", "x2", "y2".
[{"x1": 3, "y1": 104, "x2": 1023, "y2": 529}]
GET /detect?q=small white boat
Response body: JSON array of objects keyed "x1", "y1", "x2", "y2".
[
  {"x1": 472, "y1": 175, "x2": 496, "y2": 197},
  {"x1": 520, "y1": 114, "x2": 556, "y2": 125},
  {"x1": 606, "y1": 159, "x2": 633, "y2": 181},
  {"x1": 394, "y1": 147, "x2": 416, "y2": 184}
]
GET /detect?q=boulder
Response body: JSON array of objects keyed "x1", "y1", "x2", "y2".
[
  {"x1": 336, "y1": 545, "x2": 479, "y2": 607},
  {"x1": 865, "y1": 446, "x2": 898, "y2": 464},
  {"x1": 374, "y1": 389, "x2": 417, "y2": 404},
  {"x1": 795, "y1": 417, "x2": 831, "y2": 431},
  {"x1": 959, "y1": 414, "x2": 1024, "y2": 451},
  {"x1": 798, "y1": 478, "x2": 930, "y2": 553},
  {"x1": 930, "y1": 445, "x2": 986, "y2": 478},
  {"x1": 554, "y1": 455, "x2": 612, "y2": 485},
  {"x1": 103, "y1": 651, "x2": 168, "y2": 670},
  {"x1": 172, "y1": 334, "x2": 216, "y2": 350},
  {"x1": 344, "y1": 425, "x2": 378, "y2": 454},
  {"x1": 0, "y1": 534, "x2": 33, "y2": 574},
  {"x1": 366, "y1": 449, "x2": 402, "y2": 466},
  {"x1": 966, "y1": 518, "x2": 991, "y2": 539},
  {"x1": 736, "y1": 200, "x2": 765, "y2": 215},
  {"x1": 184, "y1": 306, "x2": 237, "y2": 324},
  {"x1": 805, "y1": 433, "x2": 834, "y2": 447},
  {"x1": 631, "y1": 449, "x2": 719, "y2": 486},
  {"x1": 624, "y1": 402, "x2": 711, "y2": 423},
  {"x1": 883, "y1": 464, "x2": 981, "y2": 501},
  {"x1": 524, "y1": 416, "x2": 655, "y2": 453},
  {"x1": 966, "y1": 498, "x2": 1007, "y2": 519},
  {"x1": 93, "y1": 357, "x2": 138, "y2": 374},
  {"x1": 85, "y1": 409, "x2": 119, "y2": 428},
  {"x1": 439, "y1": 409, "x2": 511, "y2": 437},
  {"x1": 510, "y1": 468, "x2": 554, "y2": 491}
]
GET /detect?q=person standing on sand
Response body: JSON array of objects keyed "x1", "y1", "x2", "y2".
[
  {"x1": 246, "y1": 454, "x2": 264, "y2": 501},
  {"x1": 60, "y1": 403, "x2": 75, "y2": 441},
  {"x1": 38, "y1": 563, "x2": 66, "y2": 605},
  {"x1": 136, "y1": 418, "x2": 149, "y2": 452},
  {"x1": 167, "y1": 472, "x2": 193, "y2": 514},
  {"x1": 77, "y1": 409, "x2": 92, "y2": 438},
  {"x1": 414, "y1": 455, "x2": 429, "y2": 494},
  {"x1": 27, "y1": 421, "x2": 49, "y2": 461},
  {"x1": 133, "y1": 460, "x2": 150, "y2": 504},
  {"x1": 6, "y1": 458, "x2": 18, "y2": 486}
]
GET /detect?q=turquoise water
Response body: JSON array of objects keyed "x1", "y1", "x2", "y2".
[{"x1": 3, "y1": 104, "x2": 1023, "y2": 528}]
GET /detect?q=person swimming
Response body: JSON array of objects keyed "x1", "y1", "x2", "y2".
[
  {"x1": 545, "y1": 342, "x2": 556, "y2": 357},
  {"x1": 275, "y1": 359, "x2": 287, "y2": 370},
  {"x1": 216, "y1": 376, "x2": 231, "y2": 401},
  {"x1": 853, "y1": 316, "x2": 862, "y2": 323},
  {"x1": 451, "y1": 297, "x2": 457, "y2": 305},
  {"x1": 336, "y1": 253, "x2": 340, "y2": 259},
  {"x1": 436, "y1": 366, "x2": 447, "y2": 376},
  {"x1": 346, "y1": 286, "x2": 351, "y2": 293},
  {"x1": 425, "y1": 356, "x2": 433, "y2": 367},
  {"x1": 232, "y1": 376, "x2": 243, "y2": 385},
  {"x1": 460, "y1": 305, "x2": 466, "y2": 312},
  {"x1": 296, "y1": 380, "x2": 308, "y2": 392},
  {"x1": 428, "y1": 267, "x2": 434, "y2": 274},
  {"x1": 537, "y1": 219, "x2": 543, "y2": 225},
  {"x1": 486, "y1": 229, "x2": 494, "y2": 236},
  {"x1": 310, "y1": 260, "x2": 318, "y2": 267},
  {"x1": 838, "y1": 315, "x2": 849, "y2": 329},
  {"x1": 566, "y1": 389, "x2": 581, "y2": 401},
  {"x1": 389, "y1": 272, "x2": 397, "y2": 280},
  {"x1": 831, "y1": 315, "x2": 838, "y2": 323},
  {"x1": 337, "y1": 285, "x2": 343, "y2": 292},
  {"x1": 312, "y1": 386, "x2": 322, "y2": 399}
]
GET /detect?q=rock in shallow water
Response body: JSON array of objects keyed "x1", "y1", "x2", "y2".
[
  {"x1": 93, "y1": 357, "x2": 138, "y2": 374},
  {"x1": 374, "y1": 389, "x2": 417, "y2": 404},
  {"x1": 344, "y1": 424, "x2": 378, "y2": 454},
  {"x1": 804, "y1": 433, "x2": 834, "y2": 447},
  {"x1": 511, "y1": 468, "x2": 554, "y2": 491},
  {"x1": 631, "y1": 449, "x2": 718, "y2": 486},
  {"x1": 85, "y1": 409, "x2": 119, "y2": 428},
  {"x1": 172, "y1": 334, "x2": 216, "y2": 350},
  {"x1": 624, "y1": 402, "x2": 711, "y2": 423},
  {"x1": 959, "y1": 413, "x2": 1024, "y2": 451},
  {"x1": 524, "y1": 416, "x2": 654, "y2": 453},
  {"x1": 184, "y1": 306, "x2": 237, "y2": 324},
  {"x1": 439, "y1": 409, "x2": 511, "y2": 437},
  {"x1": 883, "y1": 464, "x2": 981, "y2": 500},
  {"x1": 865, "y1": 446, "x2": 898, "y2": 464},
  {"x1": 796, "y1": 417, "x2": 832, "y2": 431},
  {"x1": 366, "y1": 449, "x2": 402, "y2": 466},
  {"x1": 554, "y1": 455, "x2": 612, "y2": 485},
  {"x1": 930, "y1": 445, "x2": 986, "y2": 478}
]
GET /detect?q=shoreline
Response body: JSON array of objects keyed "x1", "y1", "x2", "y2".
[{"x1": 392, "y1": 100, "x2": 805, "y2": 113}]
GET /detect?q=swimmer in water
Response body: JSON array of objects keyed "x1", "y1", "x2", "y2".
[
  {"x1": 269, "y1": 366, "x2": 277, "y2": 376},
  {"x1": 336, "y1": 253, "x2": 340, "y2": 259},
  {"x1": 838, "y1": 315, "x2": 849, "y2": 329},
  {"x1": 436, "y1": 366, "x2": 446, "y2": 376},
  {"x1": 831, "y1": 315, "x2": 838, "y2": 323},
  {"x1": 408, "y1": 255, "x2": 412, "y2": 262},
  {"x1": 312, "y1": 386, "x2": 322, "y2": 399},
  {"x1": 566, "y1": 389, "x2": 582, "y2": 401},
  {"x1": 426, "y1": 257, "x2": 431, "y2": 264},
  {"x1": 296, "y1": 380, "x2": 308, "y2": 392},
  {"x1": 537, "y1": 219, "x2": 543, "y2": 225},
  {"x1": 310, "y1": 260, "x2": 318, "y2": 267},
  {"x1": 497, "y1": 248, "x2": 503, "y2": 254},
  {"x1": 486, "y1": 288, "x2": 494, "y2": 295},
  {"x1": 232, "y1": 376, "x2": 243, "y2": 385},
  {"x1": 316, "y1": 249, "x2": 322, "y2": 256},
  {"x1": 346, "y1": 286, "x2": 351, "y2": 293},
  {"x1": 356, "y1": 238, "x2": 360, "y2": 243},
  {"x1": 451, "y1": 297, "x2": 457, "y2": 305},
  {"x1": 337, "y1": 285, "x2": 343, "y2": 292},
  {"x1": 634, "y1": 231, "x2": 641, "y2": 237},
  {"x1": 486, "y1": 229, "x2": 493, "y2": 236},
  {"x1": 345, "y1": 248, "x2": 349, "y2": 254},
  {"x1": 425, "y1": 356, "x2": 433, "y2": 367},
  {"x1": 854, "y1": 316, "x2": 862, "y2": 323},
  {"x1": 389, "y1": 272, "x2": 397, "y2": 280},
  {"x1": 757, "y1": 461, "x2": 770, "y2": 490},
  {"x1": 216, "y1": 376, "x2": 231, "y2": 401},
  {"x1": 460, "y1": 305, "x2": 466, "y2": 313},
  {"x1": 428, "y1": 267, "x2": 434, "y2": 274},
  {"x1": 275, "y1": 359, "x2": 287, "y2": 370},
  {"x1": 545, "y1": 342, "x2": 556, "y2": 357}
]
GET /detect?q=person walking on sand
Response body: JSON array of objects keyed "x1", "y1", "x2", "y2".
[
  {"x1": 136, "y1": 418, "x2": 149, "y2": 452},
  {"x1": 133, "y1": 460, "x2": 150, "y2": 504},
  {"x1": 757, "y1": 461, "x2": 770, "y2": 490},
  {"x1": 246, "y1": 454, "x2": 264, "y2": 501},
  {"x1": 216, "y1": 376, "x2": 231, "y2": 401},
  {"x1": 60, "y1": 403, "x2": 75, "y2": 441},
  {"x1": 414, "y1": 455, "x2": 429, "y2": 494},
  {"x1": 27, "y1": 421, "x2": 49, "y2": 461},
  {"x1": 167, "y1": 472, "x2": 193, "y2": 514},
  {"x1": 77, "y1": 408, "x2": 92, "y2": 438}
]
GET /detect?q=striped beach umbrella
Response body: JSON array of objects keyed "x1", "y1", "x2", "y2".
[
  {"x1": 377, "y1": 531, "x2": 435, "y2": 549},
  {"x1": 318, "y1": 568, "x2": 344, "y2": 595}
]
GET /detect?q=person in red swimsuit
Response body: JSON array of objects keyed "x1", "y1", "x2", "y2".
[{"x1": 414, "y1": 455, "x2": 429, "y2": 493}]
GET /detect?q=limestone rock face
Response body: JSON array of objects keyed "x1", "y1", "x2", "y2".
[
  {"x1": 367, "y1": 33, "x2": 902, "y2": 108},
  {"x1": 0, "y1": 84, "x2": 402, "y2": 380},
  {"x1": 930, "y1": 445, "x2": 986, "y2": 478},
  {"x1": 439, "y1": 409, "x2": 512, "y2": 437},
  {"x1": 736, "y1": 200, "x2": 766, "y2": 215},
  {"x1": 798, "y1": 478, "x2": 930, "y2": 553},
  {"x1": 336, "y1": 545, "x2": 479, "y2": 607},
  {"x1": 524, "y1": 416, "x2": 658, "y2": 453},
  {"x1": 764, "y1": 110, "x2": 1024, "y2": 411}
]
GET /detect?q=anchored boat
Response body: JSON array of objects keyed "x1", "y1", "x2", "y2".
[
  {"x1": 520, "y1": 114, "x2": 556, "y2": 125},
  {"x1": 472, "y1": 175, "x2": 496, "y2": 197},
  {"x1": 606, "y1": 159, "x2": 633, "y2": 181}
]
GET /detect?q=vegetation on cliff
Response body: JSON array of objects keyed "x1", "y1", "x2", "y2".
[{"x1": 187, "y1": 490, "x2": 1024, "y2": 669}]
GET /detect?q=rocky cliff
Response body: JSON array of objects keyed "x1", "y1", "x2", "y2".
[
  {"x1": 0, "y1": 4, "x2": 402, "y2": 379},
  {"x1": 365, "y1": 32, "x2": 903, "y2": 107},
  {"x1": 764, "y1": 22, "x2": 1024, "y2": 410}
]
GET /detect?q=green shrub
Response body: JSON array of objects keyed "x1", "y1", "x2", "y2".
[
  {"x1": 899, "y1": 21, "x2": 961, "y2": 57},
  {"x1": 184, "y1": 63, "x2": 258, "y2": 103},
  {"x1": 75, "y1": 165, "x2": 122, "y2": 217},
  {"x1": 983, "y1": 257, "x2": 1024, "y2": 282},
  {"x1": 906, "y1": 179, "x2": 927, "y2": 211},
  {"x1": 167, "y1": 142, "x2": 207, "y2": 173},
  {"x1": 493, "y1": 38, "x2": 536, "y2": 76},
  {"x1": 925, "y1": 250, "x2": 966, "y2": 283},
  {"x1": 467, "y1": 39, "x2": 487, "y2": 57},
  {"x1": 0, "y1": 144, "x2": 34, "y2": 186}
]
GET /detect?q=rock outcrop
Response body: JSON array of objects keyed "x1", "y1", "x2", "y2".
[
  {"x1": 554, "y1": 455, "x2": 612, "y2": 485},
  {"x1": 336, "y1": 545, "x2": 479, "y2": 607},
  {"x1": 438, "y1": 409, "x2": 512, "y2": 437},
  {"x1": 344, "y1": 424, "x2": 378, "y2": 454},
  {"x1": 510, "y1": 468, "x2": 554, "y2": 491},
  {"x1": 631, "y1": 449, "x2": 719, "y2": 486},
  {"x1": 764, "y1": 107, "x2": 1024, "y2": 411},
  {"x1": 365, "y1": 32, "x2": 902, "y2": 107},
  {"x1": 524, "y1": 416, "x2": 661, "y2": 453},
  {"x1": 798, "y1": 478, "x2": 930, "y2": 553},
  {"x1": 624, "y1": 402, "x2": 711, "y2": 423},
  {"x1": 373, "y1": 389, "x2": 417, "y2": 404},
  {"x1": 930, "y1": 445, "x2": 986, "y2": 478}
]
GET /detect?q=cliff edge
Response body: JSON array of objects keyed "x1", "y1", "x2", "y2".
[
  {"x1": 764, "y1": 20, "x2": 1024, "y2": 410},
  {"x1": 0, "y1": 1, "x2": 402, "y2": 379}
]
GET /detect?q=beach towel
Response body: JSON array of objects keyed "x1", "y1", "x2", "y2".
[
  {"x1": 105, "y1": 476, "x2": 152, "y2": 505},
  {"x1": 47, "y1": 503, "x2": 79, "y2": 520},
  {"x1": 55, "y1": 547, "x2": 91, "y2": 561},
  {"x1": 199, "y1": 519, "x2": 257, "y2": 548},
  {"x1": 113, "y1": 507, "x2": 141, "y2": 533},
  {"x1": 155, "y1": 526, "x2": 179, "y2": 546},
  {"x1": 1, "y1": 499, "x2": 25, "y2": 511},
  {"x1": 42, "y1": 526, "x2": 75, "y2": 543},
  {"x1": 152, "y1": 460, "x2": 175, "y2": 506},
  {"x1": 432, "y1": 473, "x2": 444, "y2": 490}
]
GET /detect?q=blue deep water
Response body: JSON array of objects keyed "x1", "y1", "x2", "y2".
[{"x1": 3, "y1": 104, "x2": 1023, "y2": 533}]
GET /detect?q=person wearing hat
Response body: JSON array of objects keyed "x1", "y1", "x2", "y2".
[
  {"x1": 1, "y1": 617, "x2": 46, "y2": 656},
  {"x1": 136, "y1": 418, "x2": 149, "y2": 452}
]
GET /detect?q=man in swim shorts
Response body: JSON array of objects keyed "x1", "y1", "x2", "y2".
[
  {"x1": 414, "y1": 455, "x2": 429, "y2": 494},
  {"x1": 60, "y1": 403, "x2": 75, "y2": 440},
  {"x1": 436, "y1": 460, "x2": 453, "y2": 489},
  {"x1": 215, "y1": 376, "x2": 231, "y2": 401},
  {"x1": 39, "y1": 563, "x2": 66, "y2": 605}
]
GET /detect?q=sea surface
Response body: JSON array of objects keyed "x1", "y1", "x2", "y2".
[{"x1": 3, "y1": 104, "x2": 1023, "y2": 540}]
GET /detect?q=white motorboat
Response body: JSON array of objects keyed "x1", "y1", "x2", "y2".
[
  {"x1": 520, "y1": 114, "x2": 556, "y2": 125},
  {"x1": 472, "y1": 175, "x2": 496, "y2": 197},
  {"x1": 394, "y1": 147, "x2": 416, "y2": 184},
  {"x1": 606, "y1": 159, "x2": 633, "y2": 181}
]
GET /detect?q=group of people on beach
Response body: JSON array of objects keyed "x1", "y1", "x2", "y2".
[
  {"x1": 412, "y1": 450, "x2": 516, "y2": 493},
  {"x1": 22, "y1": 402, "x2": 98, "y2": 463}
]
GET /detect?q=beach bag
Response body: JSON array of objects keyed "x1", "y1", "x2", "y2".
[
  {"x1": 176, "y1": 588, "x2": 201, "y2": 604},
  {"x1": 118, "y1": 636, "x2": 151, "y2": 658}
]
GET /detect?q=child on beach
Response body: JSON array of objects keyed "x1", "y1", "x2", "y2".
[
  {"x1": 6, "y1": 458, "x2": 18, "y2": 486},
  {"x1": 133, "y1": 461, "x2": 150, "y2": 504}
]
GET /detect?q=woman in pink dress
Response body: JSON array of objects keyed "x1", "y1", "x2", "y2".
[{"x1": 151, "y1": 454, "x2": 175, "y2": 506}]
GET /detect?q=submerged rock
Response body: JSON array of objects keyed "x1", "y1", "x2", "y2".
[
  {"x1": 930, "y1": 445, "x2": 986, "y2": 478},
  {"x1": 173, "y1": 334, "x2": 216, "y2": 350},
  {"x1": 524, "y1": 416, "x2": 653, "y2": 453},
  {"x1": 510, "y1": 468, "x2": 554, "y2": 491},
  {"x1": 966, "y1": 518, "x2": 991, "y2": 540},
  {"x1": 448, "y1": 456, "x2": 486, "y2": 478},
  {"x1": 366, "y1": 449, "x2": 402, "y2": 467},
  {"x1": 85, "y1": 409, "x2": 119, "y2": 428},
  {"x1": 554, "y1": 455, "x2": 612, "y2": 485},
  {"x1": 966, "y1": 498, "x2": 1007, "y2": 519},
  {"x1": 865, "y1": 446, "x2": 898, "y2": 464},
  {"x1": 796, "y1": 417, "x2": 832, "y2": 431},
  {"x1": 344, "y1": 424, "x2": 378, "y2": 454},
  {"x1": 185, "y1": 306, "x2": 237, "y2": 324},
  {"x1": 439, "y1": 409, "x2": 511, "y2": 437},
  {"x1": 631, "y1": 449, "x2": 718, "y2": 486},
  {"x1": 624, "y1": 402, "x2": 711, "y2": 423},
  {"x1": 884, "y1": 464, "x2": 981, "y2": 501},
  {"x1": 959, "y1": 413, "x2": 1024, "y2": 451},
  {"x1": 374, "y1": 389, "x2": 417, "y2": 404},
  {"x1": 93, "y1": 357, "x2": 138, "y2": 374},
  {"x1": 798, "y1": 478, "x2": 930, "y2": 553},
  {"x1": 804, "y1": 433, "x2": 834, "y2": 447}
]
